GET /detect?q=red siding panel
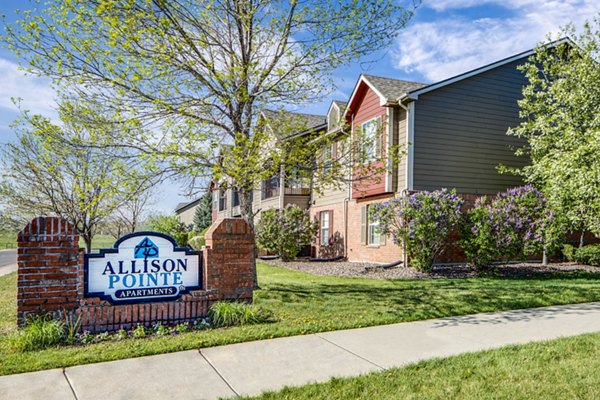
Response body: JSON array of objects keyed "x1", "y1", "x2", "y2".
[{"x1": 349, "y1": 83, "x2": 389, "y2": 199}]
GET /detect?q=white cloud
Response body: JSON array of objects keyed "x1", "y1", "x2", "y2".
[
  {"x1": 394, "y1": 1, "x2": 600, "y2": 82},
  {"x1": 0, "y1": 58, "x2": 57, "y2": 117}
]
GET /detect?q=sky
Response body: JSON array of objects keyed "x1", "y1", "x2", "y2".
[{"x1": 0, "y1": 0, "x2": 598, "y2": 213}]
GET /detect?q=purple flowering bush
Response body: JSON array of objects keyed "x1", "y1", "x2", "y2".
[
  {"x1": 461, "y1": 185, "x2": 558, "y2": 269},
  {"x1": 255, "y1": 204, "x2": 318, "y2": 261},
  {"x1": 372, "y1": 189, "x2": 464, "y2": 272}
]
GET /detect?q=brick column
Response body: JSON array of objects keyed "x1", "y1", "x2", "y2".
[
  {"x1": 204, "y1": 218, "x2": 256, "y2": 301},
  {"x1": 17, "y1": 217, "x2": 80, "y2": 324}
]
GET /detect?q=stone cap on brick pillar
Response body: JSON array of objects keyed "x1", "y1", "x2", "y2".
[
  {"x1": 204, "y1": 218, "x2": 254, "y2": 248},
  {"x1": 18, "y1": 216, "x2": 79, "y2": 244}
]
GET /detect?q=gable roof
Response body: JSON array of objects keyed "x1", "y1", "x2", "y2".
[
  {"x1": 175, "y1": 198, "x2": 202, "y2": 214},
  {"x1": 362, "y1": 74, "x2": 426, "y2": 102},
  {"x1": 261, "y1": 109, "x2": 326, "y2": 138},
  {"x1": 344, "y1": 74, "x2": 426, "y2": 113},
  {"x1": 402, "y1": 37, "x2": 573, "y2": 102}
]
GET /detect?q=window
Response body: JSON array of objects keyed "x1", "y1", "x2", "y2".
[
  {"x1": 320, "y1": 211, "x2": 330, "y2": 246},
  {"x1": 213, "y1": 190, "x2": 219, "y2": 209},
  {"x1": 361, "y1": 204, "x2": 385, "y2": 246},
  {"x1": 218, "y1": 189, "x2": 227, "y2": 211},
  {"x1": 322, "y1": 143, "x2": 333, "y2": 175},
  {"x1": 368, "y1": 209, "x2": 381, "y2": 245},
  {"x1": 232, "y1": 190, "x2": 240, "y2": 207},
  {"x1": 262, "y1": 176, "x2": 280, "y2": 199},
  {"x1": 361, "y1": 117, "x2": 381, "y2": 163}
]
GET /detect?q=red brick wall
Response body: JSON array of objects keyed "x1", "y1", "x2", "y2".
[
  {"x1": 17, "y1": 217, "x2": 80, "y2": 322},
  {"x1": 17, "y1": 217, "x2": 256, "y2": 332},
  {"x1": 310, "y1": 202, "x2": 347, "y2": 258},
  {"x1": 346, "y1": 195, "x2": 404, "y2": 263}
]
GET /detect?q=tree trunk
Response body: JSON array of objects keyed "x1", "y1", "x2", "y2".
[
  {"x1": 542, "y1": 249, "x2": 548, "y2": 265},
  {"x1": 579, "y1": 230, "x2": 585, "y2": 248}
]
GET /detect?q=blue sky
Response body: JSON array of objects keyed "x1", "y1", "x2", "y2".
[{"x1": 1, "y1": 0, "x2": 599, "y2": 212}]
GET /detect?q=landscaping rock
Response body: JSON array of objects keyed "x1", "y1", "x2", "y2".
[{"x1": 260, "y1": 259, "x2": 600, "y2": 280}]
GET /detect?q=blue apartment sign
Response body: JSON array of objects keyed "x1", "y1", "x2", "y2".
[{"x1": 84, "y1": 232, "x2": 202, "y2": 304}]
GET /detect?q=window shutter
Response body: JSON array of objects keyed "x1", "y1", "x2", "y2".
[
  {"x1": 360, "y1": 206, "x2": 366, "y2": 245},
  {"x1": 380, "y1": 229, "x2": 386, "y2": 246},
  {"x1": 329, "y1": 210, "x2": 334, "y2": 242},
  {"x1": 332, "y1": 142, "x2": 338, "y2": 160},
  {"x1": 316, "y1": 212, "x2": 321, "y2": 246}
]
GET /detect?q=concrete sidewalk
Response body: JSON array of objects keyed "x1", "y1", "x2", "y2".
[
  {"x1": 0, "y1": 263, "x2": 17, "y2": 277},
  {"x1": 3, "y1": 302, "x2": 600, "y2": 400}
]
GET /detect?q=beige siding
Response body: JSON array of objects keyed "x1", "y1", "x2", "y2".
[
  {"x1": 177, "y1": 206, "x2": 197, "y2": 226},
  {"x1": 412, "y1": 59, "x2": 528, "y2": 194},
  {"x1": 283, "y1": 195, "x2": 310, "y2": 210}
]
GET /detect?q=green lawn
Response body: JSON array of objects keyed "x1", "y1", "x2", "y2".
[
  {"x1": 90, "y1": 234, "x2": 116, "y2": 250},
  {"x1": 246, "y1": 332, "x2": 600, "y2": 399},
  {"x1": 1, "y1": 262, "x2": 600, "y2": 375},
  {"x1": 0, "y1": 232, "x2": 17, "y2": 249}
]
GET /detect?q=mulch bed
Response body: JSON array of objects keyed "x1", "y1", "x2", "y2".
[{"x1": 259, "y1": 258, "x2": 600, "y2": 280}]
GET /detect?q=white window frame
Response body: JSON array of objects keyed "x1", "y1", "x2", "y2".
[
  {"x1": 320, "y1": 211, "x2": 330, "y2": 246},
  {"x1": 361, "y1": 117, "x2": 381, "y2": 163},
  {"x1": 367, "y1": 205, "x2": 381, "y2": 246},
  {"x1": 323, "y1": 143, "x2": 333, "y2": 175}
]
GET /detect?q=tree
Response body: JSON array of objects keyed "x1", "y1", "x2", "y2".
[
  {"x1": 506, "y1": 20, "x2": 600, "y2": 243},
  {"x1": 193, "y1": 192, "x2": 213, "y2": 232},
  {"x1": 102, "y1": 190, "x2": 155, "y2": 239},
  {"x1": 144, "y1": 214, "x2": 190, "y2": 246},
  {"x1": 255, "y1": 204, "x2": 317, "y2": 261},
  {"x1": 4, "y1": 0, "x2": 420, "y2": 228},
  {"x1": 0, "y1": 105, "x2": 159, "y2": 252}
]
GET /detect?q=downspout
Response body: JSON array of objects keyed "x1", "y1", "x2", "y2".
[
  {"x1": 398, "y1": 101, "x2": 410, "y2": 268},
  {"x1": 344, "y1": 113, "x2": 355, "y2": 260}
]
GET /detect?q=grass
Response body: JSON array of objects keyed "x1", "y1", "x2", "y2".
[
  {"x1": 90, "y1": 234, "x2": 116, "y2": 250},
  {"x1": 246, "y1": 332, "x2": 600, "y2": 399},
  {"x1": 0, "y1": 231, "x2": 17, "y2": 249},
  {"x1": 1, "y1": 262, "x2": 600, "y2": 375}
]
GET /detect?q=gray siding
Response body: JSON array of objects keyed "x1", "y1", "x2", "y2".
[{"x1": 413, "y1": 60, "x2": 528, "y2": 194}]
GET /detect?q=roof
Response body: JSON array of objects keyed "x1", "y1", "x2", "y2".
[
  {"x1": 174, "y1": 198, "x2": 202, "y2": 214},
  {"x1": 344, "y1": 74, "x2": 426, "y2": 113},
  {"x1": 402, "y1": 37, "x2": 573, "y2": 102},
  {"x1": 261, "y1": 109, "x2": 326, "y2": 138},
  {"x1": 361, "y1": 75, "x2": 426, "y2": 102},
  {"x1": 332, "y1": 100, "x2": 347, "y2": 110}
]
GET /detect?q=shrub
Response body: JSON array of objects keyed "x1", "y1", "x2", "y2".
[
  {"x1": 7, "y1": 315, "x2": 66, "y2": 351},
  {"x1": 145, "y1": 214, "x2": 190, "y2": 245},
  {"x1": 461, "y1": 185, "x2": 559, "y2": 269},
  {"x1": 574, "y1": 244, "x2": 600, "y2": 266},
  {"x1": 255, "y1": 205, "x2": 318, "y2": 261},
  {"x1": 207, "y1": 301, "x2": 273, "y2": 327},
  {"x1": 372, "y1": 189, "x2": 463, "y2": 272},
  {"x1": 188, "y1": 226, "x2": 210, "y2": 250},
  {"x1": 562, "y1": 243, "x2": 576, "y2": 261}
]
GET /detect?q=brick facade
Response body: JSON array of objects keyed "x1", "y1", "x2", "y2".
[
  {"x1": 310, "y1": 202, "x2": 347, "y2": 258},
  {"x1": 346, "y1": 195, "x2": 404, "y2": 263},
  {"x1": 17, "y1": 217, "x2": 256, "y2": 332}
]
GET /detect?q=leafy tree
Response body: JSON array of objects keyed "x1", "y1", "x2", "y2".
[
  {"x1": 0, "y1": 105, "x2": 158, "y2": 252},
  {"x1": 255, "y1": 204, "x2": 317, "y2": 261},
  {"x1": 372, "y1": 189, "x2": 463, "y2": 272},
  {"x1": 102, "y1": 190, "x2": 155, "y2": 239},
  {"x1": 193, "y1": 192, "x2": 213, "y2": 232},
  {"x1": 505, "y1": 20, "x2": 600, "y2": 243},
  {"x1": 4, "y1": 0, "x2": 420, "y2": 228},
  {"x1": 145, "y1": 214, "x2": 190, "y2": 246},
  {"x1": 461, "y1": 186, "x2": 558, "y2": 269}
]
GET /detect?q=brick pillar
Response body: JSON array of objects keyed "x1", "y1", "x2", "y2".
[
  {"x1": 204, "y1": 218, "x2": 256, "y2": 301},
  {"x1": 17, "y1": 217, "x2": 80, "y2": 325}
]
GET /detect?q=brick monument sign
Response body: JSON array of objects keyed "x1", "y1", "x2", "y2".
[{"x1": 17, "y1": 216, "x2": 256, "y2": 332}]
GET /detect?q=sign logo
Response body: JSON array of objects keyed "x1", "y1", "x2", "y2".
[
  {"x1": 134, "y1": 237, "x2": 159, "y2": 259},
  {"x1": 84, "y1": 232, "x2": 202, "y2": 304}
]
